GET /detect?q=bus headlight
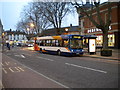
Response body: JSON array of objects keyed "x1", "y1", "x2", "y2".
[
  {"x1": 82, "y1": 49, "x2": 84, "y2": 52},
  {"x1": 71, "y1": 50, "x2": 74, "y2": 52}
]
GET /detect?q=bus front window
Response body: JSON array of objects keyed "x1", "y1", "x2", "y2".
[{"x1": 70, "y1": 39, "x2": 83, "y2": 49}]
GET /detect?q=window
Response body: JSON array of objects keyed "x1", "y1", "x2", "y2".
[
  {"x1": 63, "y1": 40, "x2": 69, "y2": 47},
  {"x1": 70, "y1": 39, "x2": 83, "y2": 49}
]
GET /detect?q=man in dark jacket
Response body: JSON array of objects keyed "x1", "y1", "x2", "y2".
[{"x1": 6, "y1": 42, "x2": 10, "y2": 50}]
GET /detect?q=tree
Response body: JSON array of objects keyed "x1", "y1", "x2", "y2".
[
  {"x1": 72, "y1": 0, "x2": 112, "y2": 49},
  {"x1": 16, "y1": 2, "x2": 52, "y2": 35},
  {"x1": 16, "y1": 1, "x2": 74, "y2": 37},
  {"x1": 35, "y1": 2, "x2": 72, "y2": 35}
]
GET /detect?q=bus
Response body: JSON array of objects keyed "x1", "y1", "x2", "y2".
[{"x1": 34, "y1": 34, "x2": 84, "y2": 56}]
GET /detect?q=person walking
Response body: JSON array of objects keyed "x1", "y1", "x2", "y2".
[{"x1": 6, "y1": 41, "x2": 10, "y2": 50}]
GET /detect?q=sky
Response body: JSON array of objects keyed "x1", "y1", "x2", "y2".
[
  {"x1": 0, "y1": 0, "x2": 79, "y2": 30},
  {"x1": 0, "y1": 0, "x2": 31, "y2": 30},
  {"x1": 0, "y1": 0, "x2": 108, "y2": 31}
]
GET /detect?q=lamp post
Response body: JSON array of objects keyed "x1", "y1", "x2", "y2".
[
  {"x1": 2, "y1": 32, "x2": 5, "y2": 52},
  {"x1": 65, "y1": 28, "x2": 69, "y2": 35},
  {"x1": 30, "y1": 23, "x2": 35, "y2": 28}
]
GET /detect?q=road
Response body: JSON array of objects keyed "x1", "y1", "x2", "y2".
[{"x1": 2, "y1": 47, "x2": 119, "y2": 88}]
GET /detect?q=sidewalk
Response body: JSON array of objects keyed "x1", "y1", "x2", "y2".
[
  {"x1": 2, "y1": 54, "x2": 68, "y2": 88},
  {"x1": 84, "y1": 49, "x2": 119, "y2": 60}
]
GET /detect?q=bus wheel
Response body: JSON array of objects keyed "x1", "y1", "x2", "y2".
[{"x1": 57, "y1": 50, "x2": 61, "y2": 56}]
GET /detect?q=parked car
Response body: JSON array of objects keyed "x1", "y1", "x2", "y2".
[{"x1": 27, "y1": 43, "x2": 34, "y2": 47}]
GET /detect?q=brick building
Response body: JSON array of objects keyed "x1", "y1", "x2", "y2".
[{"x1": 79, "y1": 2, "x2": 120, "y2": 48}]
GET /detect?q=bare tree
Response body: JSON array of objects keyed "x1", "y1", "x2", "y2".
[
  {"x1": 72, "y1": 0, "x2": 112, "y2": 49},
  {"x1": 17, "y1": 2, "x2": 52, "y2": 35},
  {"x1": 35, "y1": 2, "x2": 72, "y2": 35},
  {"x1": 32, "y1": 2, "x2": 52, "y2": 33}
]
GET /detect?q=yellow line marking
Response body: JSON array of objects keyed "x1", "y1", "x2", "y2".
[
  {"x1": 0, "y1": 81, "x2": 4, "y2": 88},
  {"x1": 14, "y1": 67, "x2": 21, "y2": 72},
  {"x1": 17, "y1": 67, "x2": 25, "y2": 71},
  {"x1": 5, "y1": 62, "x2": 9, "y2": 65},
  {"x1": 2, "y1": 68, "x2": 7, "y2": 74},
  {"x1": 9, "y1": 67, "x2": 14, "y2": 72},
  {"x1": 1, "y1": 63, "x2": 3, "y2": 66}
]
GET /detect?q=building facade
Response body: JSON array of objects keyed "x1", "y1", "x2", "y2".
[
  {"x1": 4, "y1": 29, "x2": 28, "y2": 45},
  {"x1": 80, "y1": 2, "x2": 120, "y2": 48},
  {"x1": 0, "y1": 19, "x2": 3, "y2": 36},
  {"x1": 0, "y1": 19, "x2": 3, "y2": 50}
]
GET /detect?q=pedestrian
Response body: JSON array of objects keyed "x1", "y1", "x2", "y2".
[{"x1": 6, "y1": 42, "x2": 10, "y2": 50}]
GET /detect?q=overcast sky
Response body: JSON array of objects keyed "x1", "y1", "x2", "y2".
[
  {"x1": 0, "y1": 0, "x2": 108, "y2": 31},
  {"x1": 0, "y1": 0, "x2": 31, "y2": 30},
  {"x1": 0, "y1": 0, "x2": 79, "y2": 31}
]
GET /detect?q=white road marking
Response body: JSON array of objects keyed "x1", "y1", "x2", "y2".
[
  {"x1": 21, "y1": 55, "x2": 25, "y2": 58},
  {"x1": 37, "y1": 57, "x2": 54, "y2": 61},
  {"x1": 15, "y1": 55, "x2": 20, "y2": 56},
  {"x1": 17, "y1": 67, "x2": 25, "y2": 71},
  {"x1": 5, "y1": 62, "x2": 9, "y2": 65},
  {"x1": 23, "y1": 65, "x2": 69, "y2": 88},
  {"x1": 15, "y1": 54, "x2": 26, "y2": 58},
  {"x1": 65, "y1": 63, "x2": 107, "y2": 73},
  {"x1": 14, "y1": 67, "x2": 21, "y2": 72},
  {"x1": 7, "y1": 56, "x2": 68, "y2": 88},
  {"x1": 1, "y1": 63, "x2": 3, "y2": 66},
  {"x1": 2, "y1": 68, "x2": 7, "y2": 74},
  {"x1": 0, "y1": 81, "x2": 4, "y2": 88},
  {"x1": 9, "y1": 67, "x2": 14, "y2": 72}
]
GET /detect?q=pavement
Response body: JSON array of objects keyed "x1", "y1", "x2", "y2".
[
  {"x1": 84, "y1": 49, "x2": 119, "y2": 60},
  {"x1": 2, "y1": 53, "x2": 67, "y2": 88}
]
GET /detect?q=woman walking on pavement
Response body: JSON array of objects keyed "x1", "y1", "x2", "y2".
[{"x1": 6, "y1": 41, "x2": 10, "y2": 50}]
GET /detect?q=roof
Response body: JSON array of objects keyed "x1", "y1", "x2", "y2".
[
  {"x1": 41, "y1": 26, "x2": 80, "y2": 36},
  {"x1": 37, "y1": 34, "x2": 83, "y2": 40},
  {"x1": 0, "y1": 19, "x2": 3, "y2": 26},
  {"x1": 68, "y1": 26, "x2": 80, "y2": 32},
  {"x1": 4, "y1": 30, "x2": 26, "y2": 35}
]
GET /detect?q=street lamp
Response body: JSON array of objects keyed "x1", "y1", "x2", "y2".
[
  {"x1": 30, "y1": 23, "x2": 35, "y2": 28},
  {"x1": 65, "y1": 28, "x2": 69, "y2": 35},
  {"x1": 65, "y1": 28, "x2": 68, "y2": 32},
  {"x1": 2, "y1": 32, "x2": 5, "y2": 52}
]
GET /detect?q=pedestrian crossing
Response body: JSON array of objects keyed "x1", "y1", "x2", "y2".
[{"x1": 1, "y1": 62, "x2": 25, "y2": 74}]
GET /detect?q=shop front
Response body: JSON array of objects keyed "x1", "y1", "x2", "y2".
[{"x1": 96, "y1": 33, "x2": 115, "y2": 48}]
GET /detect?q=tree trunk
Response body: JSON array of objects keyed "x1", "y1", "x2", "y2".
[
  {"x1": 56, "y1": 28, "x2": 60, "y2": 35},
  {"x1": 102, "y1": 30, "x2": 108, "y2": 49}
]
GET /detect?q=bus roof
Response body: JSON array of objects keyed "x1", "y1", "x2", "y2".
[{"x1": 36, "y1": 34, "x2": 83, "y2": 40}]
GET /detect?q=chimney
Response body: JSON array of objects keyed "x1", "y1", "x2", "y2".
[
  {"x1": 70, "y1": 24, "x2": 72, "y2": 27},
  {"x1": 10, "y1": 29, "x2": 12, "y2": 31}
]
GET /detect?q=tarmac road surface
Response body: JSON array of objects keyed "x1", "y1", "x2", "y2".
[{"x1": 2, "y1": 47, "x2": 119, "y2": 88}]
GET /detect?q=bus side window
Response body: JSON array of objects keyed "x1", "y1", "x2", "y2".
[
  {"x1": 64, "y1": 40, "x2": 68, "y2": 47},
  {"x1": 55, "y1": 40, "x2": 58, "y2": 46},
  {"x1": 40, "y1": 41, "x2": 43, "y2": 46},
  {"x1": 59, "y1": 40, "x2": 64, "y2": 47}
]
